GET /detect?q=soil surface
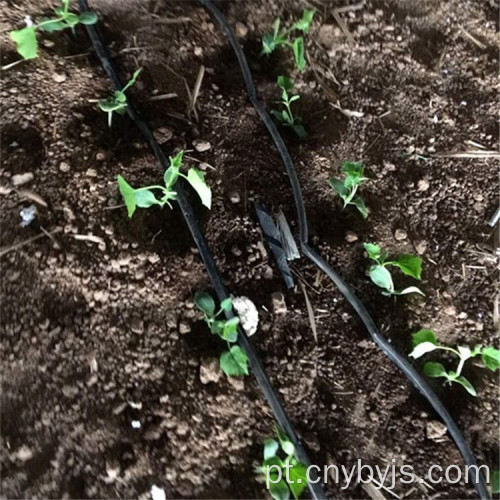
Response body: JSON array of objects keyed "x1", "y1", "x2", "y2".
[{"x1": 1, "y1": 0, "x2": 499, "y2": 499}]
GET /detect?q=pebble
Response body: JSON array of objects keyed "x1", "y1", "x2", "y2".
[
  {"x1": 227, "y1": 376, "x2": 245, "y2": 391},
  {"x1": 179, "y1": 321, "x2": 191, "y2": 334},
  {"x1": 13, "y1": 445, "x2": 33, "y2": 462},
  {"x1": 229, "y1": 192, "x2": 240, "y2": 204},
  {"x1": 231, "y1": 244, "x2": 242, "y2": 257},
  {"x1": 415, "y1": 240, "x2": 427, "y2": 255},
  {"x1": 345, "y1": 231, "x2": 358, "y2": 242},
  {"x1": 444, "y1": 305, "x2": 456, "y2": 316},
  {"x1": 232, "y1": 296, "x2": 259, "y2": 336},
  {"x1": 271, "y1": 292, "x2": 287, "y2": 315},
  {"x1": 426, "y1": 420, "x2": 447, "y2": 440},
  {"x1": 200, "y1": 357, "x2": 222, "y2": 384},
  {"x1": 59, "y1": 162, "x2": 70, "y2": 172},
  {"x1": 130, "y1": 317, "x2": 144, "y2": 334},
  {"x1": 52, "y1": 73, "x2": 66, "y2": 83},
  {"x1": 12, "y1": 173, "x2": 34, "y2": 186},
  {"x1": 194, "y1": 47, "x2": 202, "y2": 56},
  {"x1": 418, "y1": 179, "x2": 430, "y2": 191},
  {"x1": 234, "y1": 22, "x2": 248, "y2": 37},
  {"x1": 193, "y1": 139, "x2": 211, "y2": 152},
  {"x1": 394, "y1": 229, "x2": 407, "y2": 240}
]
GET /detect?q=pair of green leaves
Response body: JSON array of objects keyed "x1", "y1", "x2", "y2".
[
  {"x1": 98, "y1": 68, "x2": 142, "y2": 127},
  {"x1": 257, "y1": 428, "x2": 308, "y2": 500},
  {"x1": 409, "y1": 329, "x2": 500, "y2": 396},
  {"x1": 270, "y1": 76, "x2": 306, "y2": 139},
  {"x1": 117, "y1": 150, "x2": 212, "y2": 218},
  {"x1": 328, "y1": 162, "x2": 368, "y2": 218},
  {"x1": 261, "y1": 9, "x2": 315, "y2": 71},
  {"x1": 194, "y1": 292, "x2": 248, "y2": 377},
  {"x1": 364, "y1": 243, "x2": 424, "y2": 297},
  {"x1": 10, "y1": 0, "x2": 97, "y2": 60}
]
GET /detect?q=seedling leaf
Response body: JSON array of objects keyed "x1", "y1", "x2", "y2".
[
  {"x1": 10, "y1": 27, "x2": 37, "y2": 60},
  {"x1": 288, "y1": 463, "x2": 308, "y2": 499},
  {"x1": 369, "y1": 265, "x2": 394, "y2": 293},
  {"x1": 186, "y1": 168, "x2": 211, "y2": 209},
  {"x1": 222, "y1": 317, "x2": 239, "y2": 342},
  {"x1": 292, "y1": 37, "x2": 306, "y2": 70},
  {"x1": 38, "y1": 19, "x2": 67, "y2": 32},
  {"x1": 481, "y1": 346, "x2": 500, "y2": 371},
  {"x1": 263, "y1": 439, "x2": 279, "y2": 460},
  {"x1": 169, "y1": 150, "x2": 184, "y2": 168},
  {"x1": 163, "y1": 166, "x2": 179, "y2": 189},
  {"x1": 220, "y1": 345, "x2": 249, "y2": 376},
  {"x1": 262, "y1": 33, "x2": 276, "y2": 54},
  {"x1": 270, "y1": 479, "x2": 290, "y2": 500},
  {"x1": 135, "y1": 189, "x2": 159, "y2": 208},
  {"x1": 396, "y1": 286, "x2": 425, "y2": 296},
  {"x1": 291, "y1": 9, "x2": 315, "y2": 33},
  {"x1": 352, "y1": 197, "x2": 368, "y2": 218},
  {"x1": 277, "y1": 75, "x2": 293, "y2": 92},
  {"x1": 412, "y1": 329, "x2": 437, "y2": 348},
  {"x1": 194, "y1": 291, "x2": 216, "y2": 316},
  {"x1": 423, "y1": 361, "x2": 447, "y2": 378},
  {"x1": 220, "y1": 297, "x2": 232, "y2": 312},
  {"x1": 394, "y1": 254, "x2": 422, "y2": 280},
  {"x1": 455, "y1": 375, "x2": 477, "y2": 396},
  {"x1": 491, "y1": 470, "x2": 500, "y2": 494},
  {"x1": 117, "y1": 175, "x2": 137, "y2": 218},
  {"x1": 364, "y1": 243, "x2": 381, "y2": 262},
  {"x1": 410, "y1": 342, "x2": 438, "y2": 359},
  {"x1": 328, "y1": 177, "x2": 348, "y2": 197},
  {"x1": 78, "y1": 11, "x2": 98, "y2": 24}
]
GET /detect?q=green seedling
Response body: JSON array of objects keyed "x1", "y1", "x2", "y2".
[
  {"x1": 261, "y1": 9, "x2": 315, "y2": 71},
  {"x1": 492, "y1": 470, "x2": 500, "y2": 494},
  {"x1": 328, "y1": 162, "x2": 368, "y2": 218},
  {"x1": 117, "y1": 150, "x2": 211, "y2": 216},
  {"x1": 364, "y1": 243, "x2": 424, "y2": 296},
  {"x1": 194, "y1": 292, "x2": 248, "y2": 377},
  {"x1": 10, "y1": 0, "x2": 97, "y2": 60},
  {"x1": 98, "y1": 69, "x2": 142, "y2": 127},
  {"x1": 271, "y1": 76, "x2": 306, "y2": 139},
  {"x1": 255, "y1": 427, "x2": 308, "y2": 500},
  {"x1": 410, "y1": 329, "x2": 500, "y2": 396}
]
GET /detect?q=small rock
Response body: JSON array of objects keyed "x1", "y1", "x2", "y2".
[
  {"x1": 52, "y1": 73, "x2": 66, "y2": 83},
  {"x1": 176, "y1": 422, "x2": 189, "y2": 436},
  {"x1": 59, "y1": 162, "x2": 70, "y2": 172},
  {"x1": 229, "y1": 192, "x2": 240, "y2": 204},
  {"x1": 345, "y1": 231, "x2": 358, "y2": 242},
  {"x1": 232, "y1": 296, "x2": 259, "y2": 336},
  {"x1": 415, "y1": 240, "x2": 427, "y2": 255},
  {"x1": 444, "y1": 306, "x2": 456, "y2": 316},
  {"x1": 394, "y1": 229, "x2": 407, "y2": 240},
  {"x1": 62, "y1": 384, "x2": 79, "y2": 397},
  {"x1": 96, "y1": 152, "x2": 106, "y2": 161},
  {"x1": 458, "y1": 312, "x2": 468, "y2": 320},
  {"x1": 418, "y1": 179, "x2": 430, "y2": 191},
  {"x1": 12, "y1": 173, "x2": 34, "y2": 186},
  {"x1": 426, "y1": 420, "x2": 447, "y2": 440},
  {"x1": 42, "y1": 39, "x2": 55, "y2": 48},
  {"x1": 234, "y1": 22, "x2": 248, "y2": 37},
  {"x1": 271, "y1": 292, "x2": 287, "y2": 314},
  {"x1": 130, "y1": 317, "x2": 144, "y2": 334},
  {"x1": 200, "y1": 357, "x2": 222, "y2": 384},
  {"x1": 227, "y1": 376, "x2": 245, "y2": 391},
  {"x1": 106, "y1": 462, "x2": 120, "y2": 481},
  {"x1": 151, "y1": 485, "x2": 166, "y2": 500},
  {"x1": 193, "y1": 139, "x2": 211, "y2": 152},
  {"x1": 263, "y1": 266, "x2": 273, "y2": 280},
  {"x1": 318, "y1": 24, "x2": 336, "y2": 47},
  {"x1": 231, "y1": 244, "x2": 242, "y2": 257},
  {"x1": 179, "y1": 321, "x2": 191, "y2": 334},
  {"x1": 194, "y1": 46, "x2": 202, "y2": 56},
  {"x1": 13, "y1": 445, "x2": 33, "y2": 462}
]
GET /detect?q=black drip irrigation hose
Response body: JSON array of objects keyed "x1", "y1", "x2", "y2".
[
  {"x1": 197, "y1": 1, "x2": 491, "y2": 499},
  {"x1": 77, "y1": 1, "x2": 325, "y2": 498}
]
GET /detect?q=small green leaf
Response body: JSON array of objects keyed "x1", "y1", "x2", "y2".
[
  {"x1": 281, "y1": 440, "x2": 295, "y2": 456},
  {"x1": 117, "y1": 175, "x2": 137, "y2": 218},
  {"x1": 194, "y1": 291, "x2": 216, "y2": 316},
  {"x1": 64, "y1": 12, "x2": 80, "y2": 27},
  {"x1": 410, "y1": 342, "x2": 438, "y2": 359},
  {"x1": 454, "y1": 376, "x2": 477, "y2": 396},
  {"x1": 186, "y1": 168, "x2": 211, "y2": 209},
  {"x1": 395, "y1": 286, "x2": 425, "y2": 296},
  {"x1": 163, "y1": 166, "x2": 179, "y2": 189},
  {"x1": 491, "y1": 470, "x2": 500, "y2": 494},
  {"x1": 288, "y1": 462, "x2": 308, "y2": 499},
  {"x1": 261, "y1": 33, "x2": 276, "y2": 54},
  {"x1": 220, "y1": 345, "x2": 249, "y2": 376},
  {"x1": 292, "y1": 37, "x2": 306, "y2": 70},
  {"x1": 135, "y1": 189, "x2": 160, "y2": 208},
  {"x1": 369, "y1": 265, "x2": 394, "y2": 293},
  {"x1": 220, "y1": 297, "x2": 232, "y2": 312},
  {"x1": 169, "y1": 150, "x2": 184, "y2": 168},
  {"x1": 412, "y1": 329, "x2": 437, "y2": 348},
  {"x1": 292, "y1": 8, "x2": 315, "y2": 33},
  {"x1": 78, "y1": 10, "x2": 98, "y2": 24},
  {"x1": 115, "y1": 90, "x2": 127, "y2": 103},
  {"x1": 289, "y1": 95, "x2": 300, "y2": 103},
  {"x1": 352, "y1": 196, "x2": 368, "y2": 218},
  {"x1": 277, "y1": 75, "x2": 293, "y2": 92},
  {"x1": 263, "y1": 439, "x2": 279, "y2": 460},
  {"x1": 273, "y1": 18, "x2": 281, "y2": 38},
  {"x1": 38, "y1": 19, "x2": 67, "y2": 32},
  {"x1": 423, "y1": 361, "x2": 447, "y2": 378},
  {"x1": 394, "y1": 254, "x2": 422, "y2": 280},
  {"x1": 342, "y1": 161, "x2": 364, "y2": 177},
  {"x1": 291, "y1": 124, "x2": 307, "y2": 139},
  {"x1": 364, "y1": 243, "x2": 381, "y2": 262},
  {"x1": 122, "y1": 68, "x2": 142, "y2": 93},
  {"x1": 481, "y1": 347, "x2": 500, "y2": 371},
  {"x1": 328, "y1": 177, "x2": 348, "y2": 197},
  {"x1": 457, "y1": 345, "x2": 472, "y2": 361},
  {"x1": 10, "y1": 27, "x2": 37, "y2": 60},
  {"x1": 269, "y1": 479, "x2": 290, "y2": 500},
  {"x1": 222, "y1": 317, "x2": 239, "y2": 342},
  {"x1": 281, "y1": 109, "x2": 292, "y2": 124}
]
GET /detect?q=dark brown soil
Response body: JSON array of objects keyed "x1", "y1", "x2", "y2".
[{"x1": 1, "y1": 0, "x2": 498, "y2": 499}]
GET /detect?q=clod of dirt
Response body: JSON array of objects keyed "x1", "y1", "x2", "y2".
[
  {"x1": 59, "y1": 162, "x2": 71, "y2": 172},
  {"x1": 130, "y1": 317, "x2": 144, "y2": 334},
  {"x1": 232, "y1": 296, "x2": 259, "y2": 336},
  {"x1": 271, "y1": 292, "x2": 287, "y2": 314},
  {"x1": 415, "y1": 240, "x2": 428, "y2": 255},
  {"x1": 234, "y1": 22, "x2": 248, "y2": 37},
  {"x1": 444, "y1": 305, "x2": 457, "y2": 316},
  {"x1": 418, "y1": 179, "x2": 430, "y2": 191},
  {"x1": 345, "y1": 231, "x2": 359, "y2": 243},
  {"x1": 12, "y1": 446, "x2": 33, "y2": 463},
  {"x1": 153, "y1": 127, "x2": 173, "y2": 144},
  {"x1": 229, "y1": 192, "x2": 241, "y2": 204},
  {"x1": 192, "y1": 139, "x2": 211, "y2": 152},
  {"x1": 227, "y1": 376, "x2": 245, "y2": 391},
  {"x1": 200, "y1": 357, "x2": 222, "y2": 384},
  {"x1": 394, "y1": 229, "x2": 408, "y2": 241},
  {"x1": 179, "y1": 321, "x2": 191, "y2": 334},
  {"x1": 426, "y1": 420, "x2": 448, "y2": 440},
  {"x1": 51, "y1": 73, "x2": 66, "y2": 83},
  {"x1": 11, "y1": 173, "x2": 34, "y2": 186}
]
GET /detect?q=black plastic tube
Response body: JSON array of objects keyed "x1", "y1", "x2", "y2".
[
  {"x1": 198, "y1": 1, "x2": 490, "y2": 499},
  {"x1": 77, "y1": 2, "x2": 325, "y2": 498}
]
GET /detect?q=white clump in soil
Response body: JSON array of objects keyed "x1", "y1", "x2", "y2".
[
  {"x1": 232, "y1": 296, "x2": 259, "y2": 336},
  {"x1": 151, "y1": 485, "x2": 166, "y2": 500},
  {"x1": 131, "y1": 420, "x2": 141, "y2": 429},
  {"x1": 19, "y1": 205, "x2": 36, "y2": 227}
]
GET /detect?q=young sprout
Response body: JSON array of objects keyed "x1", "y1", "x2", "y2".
[
  {"x1": 98, "y1": 69, "x2": 142, "y2": 127},
  {"x1": 410, "y1": 329, "x2": 500, "y2": 396},
  {"x1": 117, "y1": 150, "x2": 211, "y2": 217},
  {"x1": 255, "y1": 427, "x2": 308, "y2": 500},
  {"x1": 261, "y1": 9, "x2": 315, "y2": 71},
  {"x1": 10, "y1": 0, "x2": 97, "y2": 60},
  {"x1": 328, "y1": 162, "x2": 368, "y2": 218},
  {"x1": 364, "y1": 243, "x2": 424, "y2": 296},
  {"x1": 194, "y1": 292, "x2": 249, "y2": 377},
  {"x1": 271, "y1": 76, "x2": 306, "y2": 139}
]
